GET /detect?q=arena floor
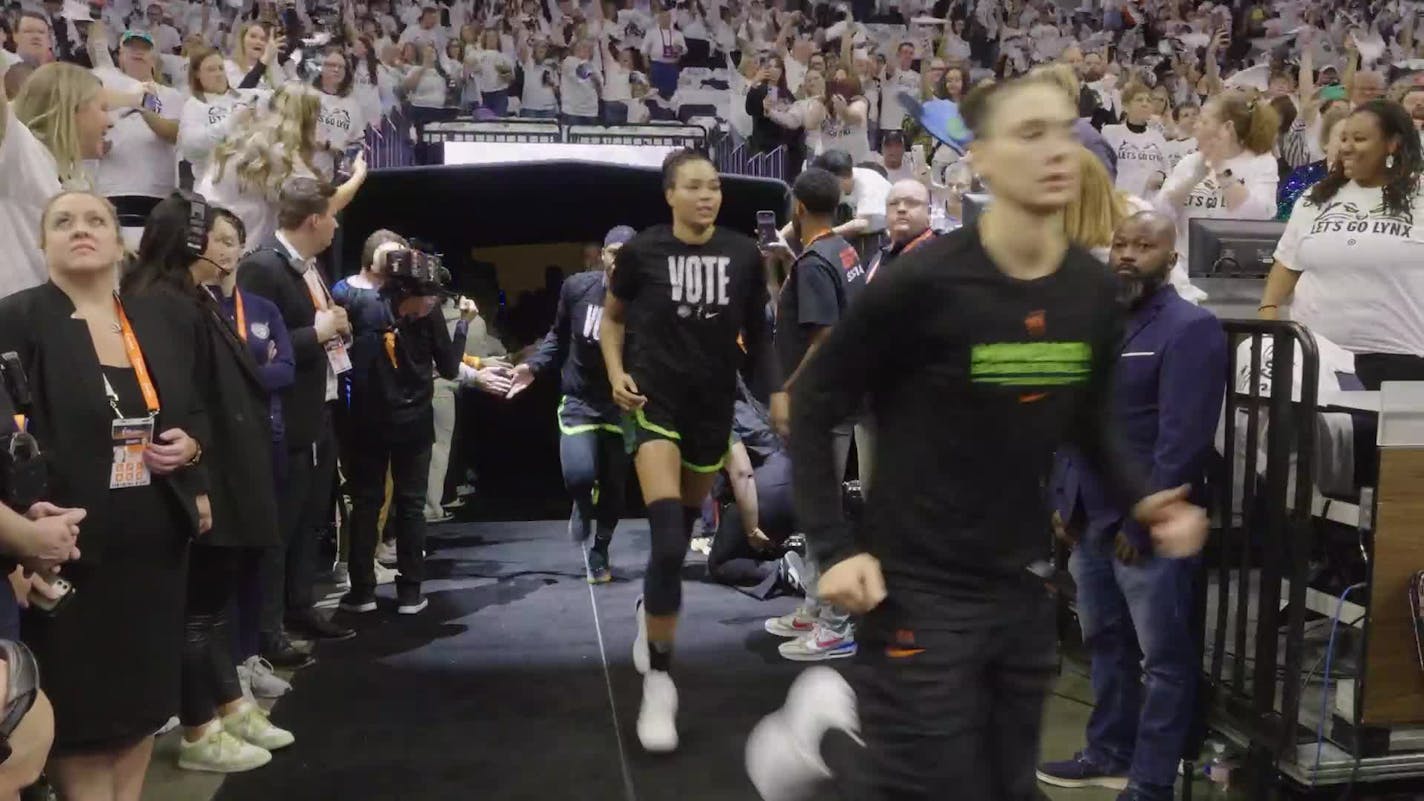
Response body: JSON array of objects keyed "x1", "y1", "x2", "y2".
[{"x1": 138, "y1": 519, "x2": 1231, "y2": 801}]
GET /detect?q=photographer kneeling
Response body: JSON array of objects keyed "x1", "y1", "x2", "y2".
[{"x1": 337, "y1": 235, "x2": 476, "y2": 616}]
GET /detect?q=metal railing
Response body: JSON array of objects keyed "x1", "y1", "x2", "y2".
[
  {"x1": 361, "y1": 106, "x2": 785, "y2": 182},
  {"x1": 1183, "y1": 320, "x2": 1321, "y2": 800}
]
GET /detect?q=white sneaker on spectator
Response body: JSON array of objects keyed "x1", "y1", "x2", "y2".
[
  {"x1": 375, "y1": 540, "x2": 398, "y2": 566},
  {"x1": 637, "y1": 671, "x2": 679, "y2": 753},
  {"x1": 239, "y1": 656, "x2": 292, "y2": 699},
  {"x1": 223, "y1": 703, "x2": 295, "y2": 751},
  {"x1": 156, "y1": 716, "x2": 180, "y2": 736},
  {"x1": 455, "y1": 483, "x2": 475, "y2": 497},
  {"x1": 764, "y1": 605, "x2": 818, "y2": 639},
  {"x1": 778, "y1": 624, "x2": 857, "y2": 662},
  {"x1": 177, "y1": 721, "x2": 272, "y2": 773},
  {"x1": 425, "y1": 511, "x2": 454, "y2": 524},
  {"x1": 374, "y1": 560, "x2": 398, "y2": 586}
]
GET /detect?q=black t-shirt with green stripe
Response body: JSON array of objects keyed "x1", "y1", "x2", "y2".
[{"x1": 789, "y1": 224, "x2": 1147, "y2": 627}]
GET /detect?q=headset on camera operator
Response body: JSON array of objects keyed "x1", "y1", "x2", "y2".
[{"x1": 336, "y1": 233, "x2": 476, "y2": 617}]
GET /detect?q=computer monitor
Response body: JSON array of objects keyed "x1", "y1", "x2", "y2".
[
  {"x1": 961, "y1": 192, "x2": 991, "y2": 228},
  {"x1": 1187, "y1": 218, "x2": 1286, "y2": 279}
]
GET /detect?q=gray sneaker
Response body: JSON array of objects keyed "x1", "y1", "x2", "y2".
[{"x1": 238, "y1": 656, "x2": 292, "y2": 699}]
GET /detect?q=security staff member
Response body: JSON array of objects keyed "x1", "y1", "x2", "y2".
[{"x1": 1040, "y1": 211, "x2": 1227, "y2": 801}]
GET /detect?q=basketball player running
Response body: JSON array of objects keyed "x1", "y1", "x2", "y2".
[
  {"x1": 506, "y1": 226, "x2": 639, "y2": 584},
  {"x1": 601, "y1": 149, "x2": 779, "y2": 753},
  {"x1": 787, "y1": 76, "x2": 1210, "y2": 799}
]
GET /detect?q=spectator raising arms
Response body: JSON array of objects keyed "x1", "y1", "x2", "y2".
[
  {"x1": 1156, "y1": 92, "x2": 1280, "y2": 303},
  {"x1": 3, "y1": 62, "x2": 116, "y2": 295},
  {"x1": 198, "y1": 83, "x2": 367, "y2": 251}
]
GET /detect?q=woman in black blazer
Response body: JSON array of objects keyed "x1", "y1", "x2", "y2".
[
  {"x1": 0, "y1": 190, "x2": 207, "y2": 801},
  {"x1": 123, "y1": 194, "x2": 295, "y2": 774}
]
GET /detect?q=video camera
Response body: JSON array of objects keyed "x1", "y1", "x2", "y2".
[
  {"x1": 0, "y1": 353, "x2": 45, "y2": 513},
  {"x1": 382, "y1": 245, "x2": 452, "y2": 300}
]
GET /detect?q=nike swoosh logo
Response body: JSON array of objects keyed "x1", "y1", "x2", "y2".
[
  {"x1": 885, "y1": 647, "x2": 925, "y2": 659},
  {"x1": 1019, "y1": 392, "x2": 1049, "y2": 403}
]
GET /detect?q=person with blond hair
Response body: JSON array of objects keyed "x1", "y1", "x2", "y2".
[
  {"x1": 1156, "y1": 92, "x2": 1281, "y2": 303},
  {"x1": 1063, "y1": 145, "x2": 1153, "y2": 263},
  {"x1": 2, "y1": 63, "x2": 117, "y2": 297},
  {"x1": 197, "y1": 83, "x2": 368, "y2": 251},
  {"x1": 1031, "y1": 62, "x2": 1117, "y2": 180}
]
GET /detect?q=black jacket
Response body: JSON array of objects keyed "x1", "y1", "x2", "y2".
[
  {"x1": 0, "y1": 283, "x2": 209, "y2": 564},
  {"x1": 136, "y1": 286, "x2": 279, "y2": 550},
  {"x1": 236, "y1": 235, "x2": 330, "y2": 450}
]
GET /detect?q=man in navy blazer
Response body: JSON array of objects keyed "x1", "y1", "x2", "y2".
[{"x1": 1038, "y1": 212, "x2": 1228, "y2": 801}]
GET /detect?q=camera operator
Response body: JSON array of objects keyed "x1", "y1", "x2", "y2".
[{"x1": 337, "y1": 235, "x2": 476, "y2": 617}]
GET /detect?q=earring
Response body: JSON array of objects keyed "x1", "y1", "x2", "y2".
[{"x1": 1387, "y1": 154, "x2": 1396, "y2": 170}]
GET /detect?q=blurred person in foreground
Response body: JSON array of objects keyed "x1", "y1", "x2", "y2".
[{"x1": 786, "y1": 75, "x2": 1209, "y2": 801}]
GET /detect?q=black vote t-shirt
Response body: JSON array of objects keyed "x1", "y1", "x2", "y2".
[
  {"x1": 611, "y1": 224, "x2": 772, "y2": 400},
  {"x1": 774, "y1": 232, "x2": 866, "y2": 382}
]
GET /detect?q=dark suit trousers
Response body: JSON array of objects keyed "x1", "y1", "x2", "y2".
[{"x1": 262, "y1": 408, "x2": 337, "y2": 636}]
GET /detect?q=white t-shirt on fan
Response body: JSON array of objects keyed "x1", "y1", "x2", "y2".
[
  {"x1": 178, "y1": 92, "x2": 264, "y2": 186},
  {"x1": 1275, "y1": 182, "x2": 1424, "y2": 357},
  {"x1": 560, "y1": 57, "x2": 601, "y2": 118},
  {"x1": 91, "y1": 69, "x2": 183, "y2": 199},
  {"x1": 316, "y1": 91, "x2": 367, "y2": 153},
  {"x1": 1102, "y1": 122, "x2": 1168, "y2": 198},
  {"x1": 0, "y1": 105, "x2": 60, "y2": 297},
  {"x1": 880, "y1": 69, "x2": 920, "y2": 130}
]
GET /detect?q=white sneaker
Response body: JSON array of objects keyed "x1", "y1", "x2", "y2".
[
  {"x1": 637, "y1": 671, "x2": 679, "y2": 753},
  {"x1": 764, "y1": 605, "x2": 818, "y2": 639},
  {"x1": 223, "y1": 703, "x2": 295, "y2": 751},
  {"x1": 746, "y1": 667, "x2": 861, "y2": 800},
  {"x1": 177, "y1": 721, "x2": 272, "y2": 773},
  {"x1": 375, "y1": 540, "x2": 398, "y2": 566},
  {"x1": 156, "y1": 716, "x2": 180, "y2": 736},
  {"x1": 632, "y1": 596, "x2": 650, "y2": 675},
  {"x1": 373, "y1": 560, "x2": 398, "y2": 586},
  {"x1": 239, "y1": 656, "x2": 292, "y2": 700},
  {"x1": 778, "y1": 624, "x2": 857, "y2": 662}
]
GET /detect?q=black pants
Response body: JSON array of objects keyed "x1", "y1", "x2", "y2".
[
  {"x1": 182, "y1": 545, "x2": 258, "y2": 727},
  {"x1": 1353, "y1": 352, "x2": 1424, "y2": 391},
  {"x1": 559, "y1": 428, "x2": 629, "y2": 542},
  {"x1": 347, "y1": 437, "x2": 432, "y2": 591},
  {"x1": 262, "y1": 412, "x2": 337, "y2": 638},
  {"x1": 849, "y1": 590, "x2": 1058, "y2": 800}
]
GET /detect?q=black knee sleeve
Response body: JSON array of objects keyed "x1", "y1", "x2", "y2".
[{"x1": 644, "y1": 499, "x2": 691, "y2": 616}]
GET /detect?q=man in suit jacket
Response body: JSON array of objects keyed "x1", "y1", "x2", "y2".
[
  {"x1": 1038, "y1": 212, "x2": 1228, "y2": 801},
  {"x1": 236, "y1": 177, "x2": 355, "y2": 664}
]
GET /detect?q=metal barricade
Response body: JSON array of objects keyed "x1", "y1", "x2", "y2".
[{"x1": 1185, "y1": 320, "x2": 1320, "y2": 800}]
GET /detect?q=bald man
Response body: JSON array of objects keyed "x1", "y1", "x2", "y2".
[
  {"x1": 1039, "y1": 212, "x2": 1228, "y2": 801},
  {"x1": 865, "y1": 180, "x2": 934, "y2": 282}
]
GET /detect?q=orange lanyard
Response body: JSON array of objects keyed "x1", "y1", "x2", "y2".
[
  {"x1": 114, "y1": 295, "x2": 161, "y2": 415},
  {"x1": 234, "y1": 289, "x2": 248, "y2": 344},
  {"x1": 868, "y1": 228, "x2": 934, "y2": 282},
  {"x1": 302, "y1": 267, "x2": 331, "y2": 312}
]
